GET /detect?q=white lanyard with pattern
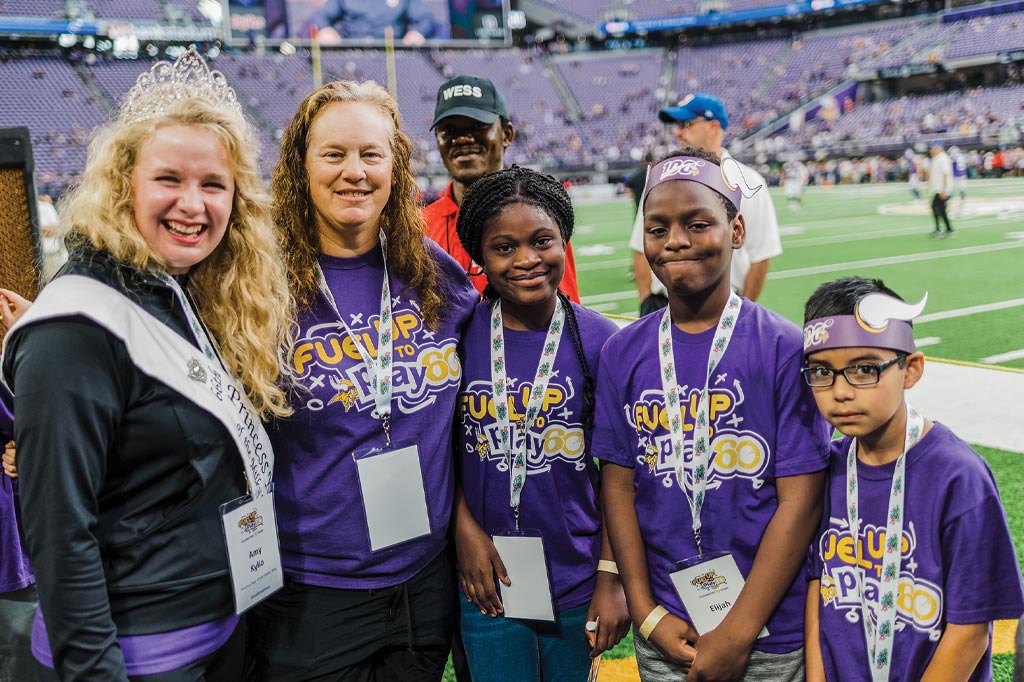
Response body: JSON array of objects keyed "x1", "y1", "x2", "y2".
[
  {"x1": 847, "y1": 404, "x2": 924, "y2": 682},
  {"x1": 657, "y1": 291, "x2": 742, "y2": 558},
  {"x1": 315, "y1": 230, "x2": 395, "y2": 444},
  {"x1": 155, "y1": 272, "x2": 219, "y2": 363},
  {"x1": 489, "y1": 297, "x2": 566, "y2": 530}
]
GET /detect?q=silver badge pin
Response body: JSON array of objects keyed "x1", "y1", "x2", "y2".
[{"x1": 187, "y1": 358, "x2": 207, "y2": 383}]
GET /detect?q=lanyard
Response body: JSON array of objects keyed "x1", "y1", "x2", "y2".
[
  {"x1": 315, "y1": 230, "x2": 395, "y2": 445},
  {"x1": 657, "y1": 291, "x2": 742, "y2": 558},
  {"x1": 489, "y1": 297, "x2": 566, "y2": 530},
  {"x1": 154, "y1": 272, "x2": 219, "y2": 363},
  {"x1": 847, "y1": 404, "x2": 924, "y2": 682}
]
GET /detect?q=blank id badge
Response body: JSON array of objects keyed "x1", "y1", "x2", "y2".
[
  {"x1": 492, "y1": 530, "x2": 555, "y2": 622},
  {"x1": 219, "y1": 486, "x2": 284, "y2": 614},
  {"x1": 353, "y1": 442, "x2": 431, "y2": 552},
  {"x1": 669, "y1": 552, "x2": 769, "y2": 639}
]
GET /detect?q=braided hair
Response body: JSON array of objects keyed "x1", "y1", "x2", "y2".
[
  {"x1": 456, "y1": 166, "x2": 595, "y2": 431},
  {"x1": 455, "y1": 165, "x2": 574, "y2": 269}
]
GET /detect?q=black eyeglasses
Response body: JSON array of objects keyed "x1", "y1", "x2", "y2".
[{"x1": 801, "y1": 355, "x2": 907, "y2": 388}]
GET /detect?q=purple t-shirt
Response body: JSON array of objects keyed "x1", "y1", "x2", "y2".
[
  {"x1": 457, "y1": 302, "x2": 619, "y2": 611},
  {"x1": 0, "y1": 380, "x2": 32, "y2": 593},
  {"x1": 269, "y1": 241, "x2": 477, "y2": 589},
  {"x1": 592, "y1": 303, "x2": 831, "y2": 654},
  {"x1": 809, "y1": 422, "x2": 1024, "y2": 681}
]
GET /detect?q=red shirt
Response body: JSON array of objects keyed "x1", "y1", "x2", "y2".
[{"x1": 421, "y1": 182, "x2": 581, "y2": 302}]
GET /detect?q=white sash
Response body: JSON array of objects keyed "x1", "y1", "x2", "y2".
[{"x1": 2, "y1": 275, "x2": 274, "y2": 497}]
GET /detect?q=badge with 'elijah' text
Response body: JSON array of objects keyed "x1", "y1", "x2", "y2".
[{"x1": 669, "y1": 553, "x2": 768, "y2": 638}]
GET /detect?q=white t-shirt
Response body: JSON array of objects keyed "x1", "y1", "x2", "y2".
[
  {"x1": 928, "y1": 151, "x2": 954, "y2": 197},
  {"x1": 630, "y1": 151, "x2": 782, "y2": 296}
]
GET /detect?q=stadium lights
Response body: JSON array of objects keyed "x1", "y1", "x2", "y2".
[
  {"x1": 198, "y1": 0, "x2": 222, "y2": 24},
  {"x1": 508, "y1": 10, "x2": 527, "y2": 30}
]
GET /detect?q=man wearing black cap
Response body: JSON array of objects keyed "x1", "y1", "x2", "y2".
[
  {"x1": 423, "y1": 74, "x2": 580, "y2": 302},
  {"x1": 630, "y1": 93, "x2": 781, "y2": 313}
]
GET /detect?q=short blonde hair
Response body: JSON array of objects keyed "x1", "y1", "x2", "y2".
[{"x1": 60, "y1": 97, "x2": 293, "y2": 418}]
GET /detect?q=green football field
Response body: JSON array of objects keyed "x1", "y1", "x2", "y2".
[{"x1": 573, "y1": 177, "x2": 1024, "y2": 370}]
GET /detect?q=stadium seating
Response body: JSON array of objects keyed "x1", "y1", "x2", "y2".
[
  {"x1": 1, "y1": 0, "x2": 64, "y2": 17},
  {"x1": 1, "y1": 1, "x2": 1022, "y2": 191}
]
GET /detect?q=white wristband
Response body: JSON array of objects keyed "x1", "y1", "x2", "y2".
[
  {"x1": 638, "y1": 605, "x2": 669, "y2": 640},
  {"x1": 597, "y1": 560, "x2": 619, "y2": 575}
]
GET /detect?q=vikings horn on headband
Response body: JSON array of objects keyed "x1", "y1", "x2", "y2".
[{"x1": 803, "y1": 292, "x2": 928, "y2": 355}]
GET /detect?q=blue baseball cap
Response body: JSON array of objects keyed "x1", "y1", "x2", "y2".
[{"x1": 658, "y1": 93, "x2": 729, "y2": 129}]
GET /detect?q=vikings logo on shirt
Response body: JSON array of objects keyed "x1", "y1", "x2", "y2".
[
  {"x1": 626, "y1": 384, "x2": 770, "y2": 489},
  {"x1": 817, "y1": 519, "x2": 943, "y2": 641},
  {"x1": 289, "y1": 308, "x2": 461, "y2": 414},
  {"x1": 458, "y1": 377, "x2": 587, "y2": 474}
]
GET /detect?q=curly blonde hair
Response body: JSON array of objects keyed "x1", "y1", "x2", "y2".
[
  {"x1": 59, "y1": 97, "x2": 293, "y2": 418},
  {"x1": 272, "y1": 80, "x2": 445, "y2": 329}
]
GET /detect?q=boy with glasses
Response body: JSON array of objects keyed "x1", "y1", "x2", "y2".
[{"x1": 802, "y1": 276, "x2": 1023, "y2": 682}]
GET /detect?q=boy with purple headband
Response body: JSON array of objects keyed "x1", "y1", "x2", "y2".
[
  {"x1": 595, "y1": 147, "x2": 831, "y2": 681},
  {"x1": 802, "y1": 276, "x2": 1023, "y2": 682}
]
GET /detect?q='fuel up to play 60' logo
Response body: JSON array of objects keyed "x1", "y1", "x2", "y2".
[
  {"x1": 817, "y1": 520, "x2": 943, "y2": 639},
  {"x1": 627, "y1": 385, "x2": 770, "y2": 490}
]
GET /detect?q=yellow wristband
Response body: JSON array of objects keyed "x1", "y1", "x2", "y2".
[
  {"x1": 597, "y1": 560, "x2": 619, "y2": 575},
  {"x1": 638, "y1": 605, "x2": 669, "y2": 640}
]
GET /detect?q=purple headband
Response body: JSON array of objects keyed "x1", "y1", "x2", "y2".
[
  {"x1": 803, "y1": 292, "x2": 929, "y2": 355},
  {"x1": 641, "y1": 155, "x2": 762, "y2": 211}
]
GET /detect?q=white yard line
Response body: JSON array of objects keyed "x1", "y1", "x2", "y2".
[
  {"x1": 980, "y1": 349, "x2": 1024, "y2": 364},
  {"x1": 575, "y1": 257, "x2": 632, "y2": 272},
  {"x1": 581, "y1": 290, "x2": 638, "y2": 304},
  {"x1": 916, "y1": 298, "x2": 1024, "y2": 323},
  {"x1": 767, "y1": 241, "x2": 1024, "y2": 280},
  {"x1": 781, "y1": 220, "x2": 990, "y2": 248}
]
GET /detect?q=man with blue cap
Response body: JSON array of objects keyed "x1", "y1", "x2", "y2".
[
  {"x1": 630, "y1": 93, "x2": 781, "y2": 315},
  {"x1": 928, "y1": 140, "x2": 954, "y2": 238}
]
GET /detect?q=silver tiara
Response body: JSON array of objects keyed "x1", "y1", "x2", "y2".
[{"x1": 120, "y1": 47, "x2": 242, "y2": 125}]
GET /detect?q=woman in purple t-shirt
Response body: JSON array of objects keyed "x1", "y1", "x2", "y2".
[
  {"x1": 244, "y1": 80, "x2": 480, "y2": 681},
  {"x1": 450, "y1": 166, "x2": 629, "y2": 681}
]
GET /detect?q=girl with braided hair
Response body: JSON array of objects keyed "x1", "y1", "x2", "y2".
[{"x1": 451, "y1": 165, "x2": 629, "y2": 681}]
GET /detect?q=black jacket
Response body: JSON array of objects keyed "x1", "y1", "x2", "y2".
[{"x1": 2, "y1": 249, "x2": 245, "y2": 681}]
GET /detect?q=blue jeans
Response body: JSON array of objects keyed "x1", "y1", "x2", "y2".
[{"x1": 460, "y1": 600, "x2": 591, "y2": 682}]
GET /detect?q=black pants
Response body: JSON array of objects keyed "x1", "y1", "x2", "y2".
[
  {"x1": 0, "y1": 584, "x2": 37, "y2": 682},
  {"x1": 245, "y1": 550, "x2": 456, "y2": 682},
  {"x1": 34, "y1": 619, "x2": 246, "y2": 682},
  {"x1": 639, "y1": 293, "x2": 669, "y2": 317},
  {"x1": 931, "y1": 194, "x2": 952, "y2": 233}
]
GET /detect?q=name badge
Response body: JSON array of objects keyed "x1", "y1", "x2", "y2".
[
  {"x1": 492, "y1": 533, "x2": 555, "y2": 622},
  {"x1": 220, "y1": 489, "x2": 284, "y2": 614},
  {"x1": 354, "y1": 443, "x2": 431, "y2": 552},
  {"x1": 669, "y1": 553, "x2": 768, "y2": 639}
]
